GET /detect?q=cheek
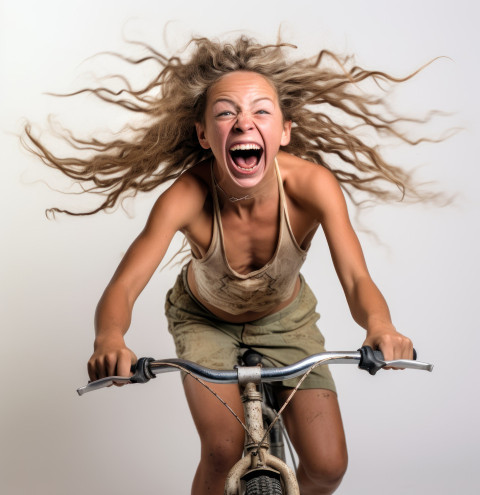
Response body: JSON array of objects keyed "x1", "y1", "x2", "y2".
[
  {"x1": 211, "y1": 123, "x2": 232, "y2": 144},
  {"x1": 259, "y1": 121, "x2": 286, "y2": 144}
]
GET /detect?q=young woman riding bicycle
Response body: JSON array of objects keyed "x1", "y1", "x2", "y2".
[{"x1": 25, "y1": 36, "x2": 425, "y2": 494}]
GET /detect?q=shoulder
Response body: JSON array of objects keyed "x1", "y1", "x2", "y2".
[
  {"x1": 147, "y1": 160, "x2": 212, "y2": 232},
  {"x1": 169, "y1": 159, "x2": 211, "y2": 197},
  {"x1": 277, "y1": 151, "x2": 346, "y2": 222}
]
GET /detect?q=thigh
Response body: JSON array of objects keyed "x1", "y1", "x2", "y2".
[
  {"x1": 183, "y1": 375, "x2": 245, "y2": 450},
  {"x1": 170, "y1": 321, "x2": 240, "y2": 372},
  {"x1": 279, "y1": 388, "x2": 347, "y2": 471}
]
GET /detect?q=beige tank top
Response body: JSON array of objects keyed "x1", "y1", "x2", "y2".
[{"x1": 190, "y1": 160, "x2": 309, "y2": 315}]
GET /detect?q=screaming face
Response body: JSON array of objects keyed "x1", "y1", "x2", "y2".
[{"x1": 196, "y1": 71, "x2": 292, "y2": 193}]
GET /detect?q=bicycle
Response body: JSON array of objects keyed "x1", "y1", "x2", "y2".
[{"x1": 77, "y1": 346, "x2": 433, "y2": 494}]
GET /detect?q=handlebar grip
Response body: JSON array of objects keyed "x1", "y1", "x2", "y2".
[
  {"x1": 130, "y1": 357, "x2": 156, "y2": 384},
  {"x1": 358, "y1": 346, "x2": 417, "y2": 375},
  {"x1": 359, "y1": 346, "x2": 385, "y2": 375}
]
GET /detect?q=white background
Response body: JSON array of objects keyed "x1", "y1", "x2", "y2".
[{"x1": 1, "y1": 1, "x2": 479, "y2": 494}]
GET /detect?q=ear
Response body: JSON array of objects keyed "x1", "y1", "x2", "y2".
[
  {"x1": 280, "y1": 120, "x2": 292, "y2": 147},
  {"x1": 195, "y1": 122, "x2": 211, "y2": 150}
]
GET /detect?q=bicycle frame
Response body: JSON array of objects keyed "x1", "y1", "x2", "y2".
[{"x1": 224, "y1": 366, "x2": 299, "y2": 494}]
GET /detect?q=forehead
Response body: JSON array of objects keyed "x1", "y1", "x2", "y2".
[{"x1": 207, "y1": 71, "x2": 278, "y2": 104}]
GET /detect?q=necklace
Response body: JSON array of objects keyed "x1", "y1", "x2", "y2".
[{"x1": 213, "y1": 175, "x2": 252, "y2": 202}]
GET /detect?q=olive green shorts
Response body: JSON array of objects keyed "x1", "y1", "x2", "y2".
[{"x1": 164, "y1": 266, "x2": 336, "y2": 393}]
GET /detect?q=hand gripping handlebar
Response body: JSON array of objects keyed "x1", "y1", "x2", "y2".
[
  {"x1": 77, "y1": 347, "x2": 432, "y2": 396},
  {"x1": 358, "y1": 346, "x2": 418, "y2": 375}
]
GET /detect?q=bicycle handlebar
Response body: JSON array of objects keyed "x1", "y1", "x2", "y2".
[{"x1": 77, "y1": 346, "x2": 432, "y2": 396}]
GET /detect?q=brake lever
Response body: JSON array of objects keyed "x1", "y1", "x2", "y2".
[
  {"x1": 77, "y1": 357, "x2": 156, "y2": 396},
  {"x1": 77, "y1": 375, "x2": 132, "y2": 396},
  {"x1": 381, "y1": 359, "x2": 433, "y2": 372}
]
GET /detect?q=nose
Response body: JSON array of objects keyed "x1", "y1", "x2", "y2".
[{"x1": 233, "y1": 113, "x2": 254, "y2": 132}]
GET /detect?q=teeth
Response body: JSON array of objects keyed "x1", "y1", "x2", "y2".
[
  {"x1": 229, "y1": 144, "x2": 262, "y2": 152},
  {"x1": 237, "y1": 164, "x2": 259, "y2": 171}
]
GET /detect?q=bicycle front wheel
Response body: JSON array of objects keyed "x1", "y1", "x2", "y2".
[{"x1": 245, "y1": 473, "x2": 283, "y2": 495}]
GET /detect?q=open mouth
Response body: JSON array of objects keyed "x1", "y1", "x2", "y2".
[{"x1": 229, "y1": 143, "x2": 263, "y2": 172}]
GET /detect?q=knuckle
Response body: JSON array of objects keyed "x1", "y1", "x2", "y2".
[{"x1": 104, "y1": 353, "x2": 117, "y2": 366}]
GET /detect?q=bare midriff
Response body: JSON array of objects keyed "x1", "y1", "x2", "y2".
[{"x1": 187, "y1": 262, "x2": 301, "y2": 323}]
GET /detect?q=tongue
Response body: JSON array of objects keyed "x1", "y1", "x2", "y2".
[{"x1": 233, "y1": 154, "x2": 258, "y2": 168}]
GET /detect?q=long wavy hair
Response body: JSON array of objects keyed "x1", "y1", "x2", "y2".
[{"x1": 23, "y1": 35, "x2": 445, "y2": 216}]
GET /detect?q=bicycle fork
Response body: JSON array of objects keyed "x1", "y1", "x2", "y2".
[{"x1": 224, "y1": 367, "x2": 299, "y2": 495}]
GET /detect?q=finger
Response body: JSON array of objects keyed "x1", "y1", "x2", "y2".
[
  {"x1": 111, "y1": 350, "x2": 132, "y2": 387},
  {"x1": 87, "y1": 358, "x2": 97, "y2": 382},
  {"x1": 95, "y1": 356, "x2": 107, "y2": 379},
  {"x1": 390, "y1": 335, "x2": 412, "y2": 369},
  {"x1": 395, "y1": 335, "x2": 413, "y2": 362},
  {"x1": 379, "y1": 340, "x2": 394, "y2": 362},
  {"x1": 393, "y1": 336, "x2": 405, "y2": 361},
  {"x1": 105, "y1": 353, "x2": 117, "y2": 377},
  {"x1": 386, "y1": 340, "x2": 402, "y2": 369},
  {"x1": 406, "y1": 339, "x2": 414, "y2": 360},
  {"x1": 116, "y1": 354, "x2": 129, "y2": 378},
  {"x1": 378, "y1": 337, "x2": 398, "y2": 370}
]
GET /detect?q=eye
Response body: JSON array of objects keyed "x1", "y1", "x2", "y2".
[
  {"x1": 216, "y1": 110, "x2": 235, "y2": 118},
  {"x1": 256, "y1": 109, "x2": 270, "y2": 115}
]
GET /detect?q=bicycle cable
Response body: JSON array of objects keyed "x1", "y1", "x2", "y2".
[
  {"x1": 254, "y1": 356, "x2": 338, "y2": 456},
  {"x1": 154, "y1": 357, "x2": 342, "y2": 456},
  {"x1": 153, "y1": 362, "x2": 252, "y2": 438}
]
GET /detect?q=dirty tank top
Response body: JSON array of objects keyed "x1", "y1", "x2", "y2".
[{"x1": 190, "y1": 159, "x2": 309, "y2": 315}]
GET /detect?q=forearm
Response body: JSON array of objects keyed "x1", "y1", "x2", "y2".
[
  {"x1": 94, "y1": 282, "x2": 134, "y2": 346},
  {"x1": 345, "y1": 275, "x2": 395, "y2": 334},
  {"x1": 344, "y1": 275, "x2": 413, "y2": 363},
  {"x1": 88, "y1": 282, "x2": 138, "y2": 380}
]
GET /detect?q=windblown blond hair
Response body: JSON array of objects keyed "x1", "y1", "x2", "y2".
[{"x1": 23, "y1": 35, "x2": 443, "y2": 215}]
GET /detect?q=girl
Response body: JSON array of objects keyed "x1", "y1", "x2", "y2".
[{"x1": 26, "y1": 36, "x2": 420, "y2": 494}]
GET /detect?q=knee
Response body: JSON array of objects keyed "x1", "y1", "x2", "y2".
[
  {"x1": 200, "y1": 437, "x2": 244, "y2": 475},
  {"x1": 301, "y1": 448, "x2": 348, "y2": 491}
]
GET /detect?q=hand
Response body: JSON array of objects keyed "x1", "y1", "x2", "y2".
[
  {"x1": 363, "y1": 327, "x2": 413, "y2": 370},
  {"x1": 87, "y1": 336, "x2": 137, "y2": 383}
]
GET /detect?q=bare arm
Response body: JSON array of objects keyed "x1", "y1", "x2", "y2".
[
  {"x1": 294, "y1": 162, "x2": 413, "y2": 363},
  {"x1": 88, "y1": 173, "x2": 207, "y2": 381}
]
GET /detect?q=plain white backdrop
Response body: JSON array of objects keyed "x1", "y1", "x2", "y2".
[{"x1": 1, "y1": 1, "x2": 479, "y2": 493}]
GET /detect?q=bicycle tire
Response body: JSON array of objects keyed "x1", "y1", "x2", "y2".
[{"x1": 245, "y1": 473, "x2": 283, "y2": 495}]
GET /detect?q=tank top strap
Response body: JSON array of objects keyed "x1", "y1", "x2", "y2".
[
  {"x1": 209, "y1": 161, "x2": 222, "y2": 226},
  {"x1": 274, "y1": 157, "x2": 286, "y2": 209},
  {"x1": 189, "y1": 161, "x2": 220, "y2": 262},
  {"x1": 209, "y1": 160, "x2": 226, "y2": 253},
  {"x1": 275, "y1": 157, "x2": 307, "y2": 254},
  {"x1": 273, "y1": 157, "x2": 287, "y2": 243}
]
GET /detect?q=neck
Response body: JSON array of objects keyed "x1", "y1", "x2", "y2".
[{"x1": 212, "y1": 159, "x2": 278, "y2": 205}]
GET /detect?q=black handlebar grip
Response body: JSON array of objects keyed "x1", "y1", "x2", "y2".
[
  {"x1": 359, "y1": 346, "x2": 417, "y2": 375},
  {"x1": 359, "y1": 346, "x2": 386, "y2": 375},
  {"x1": 130, "y1": 357, "x2": 156, "y2": 383}
]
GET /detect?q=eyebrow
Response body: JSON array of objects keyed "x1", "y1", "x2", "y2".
[{"x1": 212, "y1": 97, "x2": 275, "y2": 106}]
